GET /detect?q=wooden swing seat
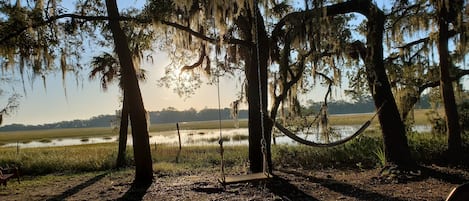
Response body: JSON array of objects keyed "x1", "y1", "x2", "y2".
[{"x1": 220, "y1": 172, "x2": 273, "y2": 185}]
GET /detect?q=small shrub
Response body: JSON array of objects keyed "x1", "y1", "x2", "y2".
[{"x1": 373, "y1": 146, "x2": 386, "y2": 167}]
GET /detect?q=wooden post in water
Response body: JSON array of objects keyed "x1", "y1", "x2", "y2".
[
  {"x1": 176, "y1": 122, "x2": 182, "y2": 163},
  {"x1": 177, "y1": 122, "x2": 182, "y2": 150}
]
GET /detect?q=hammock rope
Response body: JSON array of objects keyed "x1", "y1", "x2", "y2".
[{"x1": 273, "y1": 102, "x2": 385, "y2": 147}]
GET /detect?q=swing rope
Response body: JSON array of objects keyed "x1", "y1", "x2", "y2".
[
  {"x1": 253, "y1": 0, "x2": 269, "y2": 176},
  {"x1": 217, "y1": 56, "x2": 226, "y2": 183},
  {"x1": 217, "y1": 1, "x2": 270, "y2": 185},
  {"x1": 214, "y1": 15, "x2": 226, "y2": 184}
]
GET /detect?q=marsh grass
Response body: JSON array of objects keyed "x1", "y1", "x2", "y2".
[
  {"x1": 0, "y1": 110, "x2": 432, "y2": 144},
  {"x1": 0, "y1": 142, "x2": 249, "y2": 176},
  {"x1": 205, "y1": 136, "x2": 230, "y2": 143},
  {"x1": 232, "y1": 134, "x2": 249, "y2": 141},
  {"x1": 0, "y1": 110, "x2": 464, "y2": 177},
  {"x1": 0, "y1": 132, "x2": 468, "y2": 177}
]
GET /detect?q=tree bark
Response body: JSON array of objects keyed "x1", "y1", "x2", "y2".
[
  {"x1": 116, "y1": 93, "x2": 129, "y2": 168},
  {"x1": 245, "y1": 8, "x2": 272, "y2": 173},
  {"x1": 437, "y1": 1, "x2": 462, "y2": 156},
  {"x1": 105, "y1": 0, "x2": 153, "y2": 185},
  {"x1": 364, "y1": 5, "x2": 414, "y2": 167}
]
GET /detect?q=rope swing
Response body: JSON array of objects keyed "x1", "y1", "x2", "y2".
[{"x1": 217, "y1": 0, "x2": 272, "y2": 186}]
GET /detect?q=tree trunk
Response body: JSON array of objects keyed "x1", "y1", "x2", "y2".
[
  {"x1": 105, "y1": 0, "x2": 153, "y2": 185},
  {"x1": 116, "y1": 93, "x2": 129, "y2": 168},
  {"x1": 247, "y1": 9, "x2": 272, "y2": 173},
  {"x1": 437, "y1": 1, "x2": 462, "y2": 156},
  {"x1": 294, "y1": 0, "x2": 414, "y2": 168},
  {"x1": 365, "y1": 5, "x2": 414, "y2": 168}
]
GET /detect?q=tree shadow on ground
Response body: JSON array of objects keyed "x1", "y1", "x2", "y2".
[
  {"x1": 420, "y1": 166, "x2": 469, "y2": 184},
  {"x1": 117, "y1": 182, "x2": 151, "y2": 201},
  {"x1": 280, "y1": 170, "x2": 407, "y2": 201},
  {"x1": 266, "y1": 176, "x2": 320, "y2": 201},
  {"x1": 46, "y1": 172, "x2": 109, "y2": 201}
]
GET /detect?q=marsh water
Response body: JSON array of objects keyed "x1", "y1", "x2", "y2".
[{"x1": 1, "y1": 124, "x2": 432, "y2": 148}]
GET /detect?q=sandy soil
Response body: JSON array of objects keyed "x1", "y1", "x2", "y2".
[{"x1": 1, "y1": 165, "x2": 468, "y2": 201}]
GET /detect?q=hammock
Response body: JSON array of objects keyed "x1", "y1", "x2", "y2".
[{"x1": 273, "y1": 103, "x2": 384, "y2": 147}]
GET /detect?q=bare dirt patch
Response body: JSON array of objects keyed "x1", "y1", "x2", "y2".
[{"x1": 1, "y1": 165, "x2": 468, "y2": 201}]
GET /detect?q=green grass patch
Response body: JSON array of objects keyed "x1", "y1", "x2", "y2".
[
  {"x1": 232, "y1": 134, "x2": 249, "y2": 141},
  {"x1": 205, "y1": 136, "x2": 230, "y2": 143}
]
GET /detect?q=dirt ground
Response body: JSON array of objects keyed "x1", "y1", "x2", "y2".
[{"x1": 1, "y1": 165, "x2": 468, "y2": 201}]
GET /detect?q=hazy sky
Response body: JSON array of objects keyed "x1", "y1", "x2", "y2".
[
  {"x1": 1, "y1": 51, "x2": 249, "y2": 125},
  {"x1": 1, "y1": 0, "x2": 334, "y2": 126},
  {"x1": 1, "y1": 49, "x2": 331, "y2": 125}
]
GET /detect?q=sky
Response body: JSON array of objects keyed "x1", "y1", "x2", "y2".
[
  {"x1": 0, "y1": 49, "x2": 331, "y2": 126},
  {"x1": 0, "y1": 0, "x2": 334, "y2": 126},
  {"x1": 1, "y1": 51, "x2": 249, "y2": 125}
]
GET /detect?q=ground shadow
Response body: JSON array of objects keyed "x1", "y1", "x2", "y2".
[
  {"x1": 266, "y1": 176, "x2": 320, "y2": 201},
  {"x1": 117, "y1": 182, "x2": 152, "y2": 201},
  {"x1": 420, "y1": 166, "x2": 469, "y2": 184},
  {"x1": 192, "y1": 181, "x2": 225, "y2": 194},
  {"x1": 46, "y1": 172, "x2": 109, "y2": 201},
  {"x1": 280, "y1": 170, "x2": 407, "y2": 201}
]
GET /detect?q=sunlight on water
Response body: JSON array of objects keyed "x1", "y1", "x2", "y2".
[{"x1": 1, "y1": 125, "x2": 432, "y2": 148}]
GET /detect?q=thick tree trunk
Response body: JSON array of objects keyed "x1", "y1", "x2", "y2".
[
  {"x1": 365, "y1": 5, "x2": 413, "y2": 167},
  {"x1": 105, "y1": 0, "x2": 153, "y2": 185},
  {"x1": 437, "y1": 1, "x2": 462, "y2": 156},
  {"x1": 247, "y1": 9, "x2": 272, "y2": 173},
  {"x1": 116, "y1": 93, "x2": 129, "y2": 168}
]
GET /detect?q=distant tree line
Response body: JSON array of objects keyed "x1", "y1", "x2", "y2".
[
  {"x1": 305, "y1": 95, "x2": 431, "y2": 115},
  {"x1": 0, "y1": 97, "x2": 431, "y2": 132}
]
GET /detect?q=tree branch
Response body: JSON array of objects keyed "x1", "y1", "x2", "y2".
[
  {"x1": 418, "y1": 69, "x2": 469, "y2": 94},
  {"x1": 181, "y1": 44, "x2": 206, "y2": 72},
  {"x1": 160, "y1": 20, "x2": 216, "y2": 43},
  {"x1": 395, "y1": 30, "x2": 458, "y2": 50},
  {"x1": 1, "y1": 14, "x2": 113, "y2": 43},
  {"x1": 0, "y1": 11, "x2": 251, "y2": 49}
]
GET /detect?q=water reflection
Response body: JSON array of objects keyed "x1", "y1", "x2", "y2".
[{"x1": 1, "y1": 124, "x2": 431, "y2": 148}]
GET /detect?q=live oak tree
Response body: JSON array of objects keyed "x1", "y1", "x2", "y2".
[
  {"x1": 145, "y1": 0, "x2": 272, "y2": 172},
  {"x1": 0, "y1": 0, "x2": 154, "y2": 184},
  {"x1": 147, "y1": 0, "x2": 415, "y2": 170},
  {"x1": 385, "y1": 0, "x2": 468, "y2": 157},
  {"x1": 272, "y1": 0, "x2": 415, "y2": 168},
  {"x1": 435, "y1": 0, "x2": 465, "y2": 156}
]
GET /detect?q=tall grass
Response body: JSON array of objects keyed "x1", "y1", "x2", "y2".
[
  {"x1": 273, "y1": 135, "x2": 383, "y2": 169},
  {"x1": 0, "y1": 143, "x2": 118, "y2": 175},
  {"x1": 1, "y1": 129, "x2": 467, "y2": 177}
]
